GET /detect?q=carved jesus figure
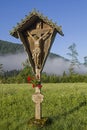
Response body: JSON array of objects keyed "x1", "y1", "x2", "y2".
[{"x1": 27, "y1": 30, "x2": 50, "y2": 69}]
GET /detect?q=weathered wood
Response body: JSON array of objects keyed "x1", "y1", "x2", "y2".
[{"x1": 30, "y1": 28, "x2": 52, "y2": 35}]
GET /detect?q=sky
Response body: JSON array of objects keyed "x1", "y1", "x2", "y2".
[{"x1": 0, "y1": 0, "x2": 87, "y2": 63}]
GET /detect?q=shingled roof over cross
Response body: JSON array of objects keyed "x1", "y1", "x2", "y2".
[{"x1": 10, "y1": 10, "x2": 64, "y2": 38}]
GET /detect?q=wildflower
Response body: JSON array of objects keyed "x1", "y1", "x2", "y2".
[
  {"x1": 32, "y1": 84, "x2": 36, "y2": 88},
  {"x1": 27, "y1": 75, "x2": 42, "y2": 89},
  {"x1": 37, "y1": 84, "x2": 42, "y2": 89},
  {"x1": 27, "y1": 76, "x2": 31, "y2": 83}
]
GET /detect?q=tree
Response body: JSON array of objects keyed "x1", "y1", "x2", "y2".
[
  {"x1": 0, "y1": 64, "x2": 3, "y2": 75},
  {"x1": 16, "y1": 66, "x2": 33, "y2": 83},
  {"x1": 67, "y1": 43, "x2": 79, "y2": 74},
  {"x1": 22, "y1": 59, "x2": 30, "y2": 68},
  {"x1": 84, "y1": 56, "x2": 87, "y2": 66}
]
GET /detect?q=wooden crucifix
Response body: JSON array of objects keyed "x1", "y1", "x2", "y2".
[
  {"x1": 10, "y1": 10, "x2": 64, "y2": 120},
  {"x1": 27, "y1": 28, "x2": 52, "y2": 119}
]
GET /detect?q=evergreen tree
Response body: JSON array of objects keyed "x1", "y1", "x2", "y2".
[
  {"x1": 67, "y1": 43, "x2": 79, "y2": 74},
  {"x1": 16, "y1": 66, "x2": 33, "y2": 83},
  {"x1": 22, "y1": 59, "x2": 30, "y2": 68},
  {"x1": 84, "y1": 56, "x2": 87, "y2": 66},
  {"x1": 0, "y1": 64, "x2": 3, "y2": 75}
]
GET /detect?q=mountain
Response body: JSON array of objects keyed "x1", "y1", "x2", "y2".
[
  {"x1": 0, "y1": 39, "x2": 68, "y2": 60},
  {"x1": 0, "y1": 40, "x2": 24, "y2": 55},
  {"x1": 0, "y1": 40, "x2": 68, "y2": 74},
  {"x1": 0, "y1": 40, "x2": 87, "y2": 75}
]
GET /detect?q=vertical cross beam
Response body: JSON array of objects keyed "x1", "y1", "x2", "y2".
[{"x1": 35, "y1": 102, "x2": 41, "y2": 119}]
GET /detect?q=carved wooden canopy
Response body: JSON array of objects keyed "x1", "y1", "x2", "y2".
[{"x1": 10, "y1": 10, "x2": 64, "y2": 73}]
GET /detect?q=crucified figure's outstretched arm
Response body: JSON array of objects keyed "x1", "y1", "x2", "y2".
[
  {"x1": 38, "y1": 30, "x2": 51, "y2": 41},
  {"x1": 27, "y1": 31, "x2": 36, "y2": 42},
  {"x1": 27, "y1": 30, "x2": 51, "y2": 42}
]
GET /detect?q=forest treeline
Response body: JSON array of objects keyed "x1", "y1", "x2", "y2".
[
  {"x1": 0, "y1": 66, "x2": 87, "y2": 84},
  {"x1": 0, "y1": 41, "x2": 87, "y2": 83}
]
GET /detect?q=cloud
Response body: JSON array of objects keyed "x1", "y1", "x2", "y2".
[
  {"x1": 43, "y1": 57, "x2": 70, "y2": 75},
  {"x1": 0, "y1": 53, "x2": 27, "y2": 71},
  {"x1": 74, "y1": 64, "x2": 87, "y2": 74},
  {"x1": 0, "y1": 53, "x2": 87, "y2": 75},
  {"x1": 43, "y1": 57, "x2": 87, "y2": 75}
]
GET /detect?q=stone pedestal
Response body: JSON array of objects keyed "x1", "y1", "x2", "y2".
[{"x1": 32, "y1": 93, "x2": 44, "y2": 119}]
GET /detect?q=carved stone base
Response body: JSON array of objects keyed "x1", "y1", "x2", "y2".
[{"x1": 32, "y1": 93, "x2": 44, "y2": 119}]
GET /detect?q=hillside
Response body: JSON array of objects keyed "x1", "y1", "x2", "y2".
[
  {"x1": 0, "y1": 40, "x2": 70, "y2": 74},
  {"x1": 0, "y1": 40, "x2": 87, "y2": 75},
  {"x1": 0, "y1": 39, "x2": 67, "y2": 60},
  {"x1": 0, "y1": 39, "x2": 64, "y2": 58},
  {"x1": 0, "y1": 40, "x2": 24, "y2": 55}
]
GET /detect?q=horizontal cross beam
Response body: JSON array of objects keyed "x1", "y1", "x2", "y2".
[{"x1": 30, "y1": 28, "x2": 52, "y2": 35}]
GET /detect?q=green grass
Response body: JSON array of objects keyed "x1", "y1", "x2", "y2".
[{"x1": 0, "y1": 83, "x2": 87, "y2": 130}]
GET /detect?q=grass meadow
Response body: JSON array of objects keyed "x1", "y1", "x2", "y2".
[{"x1": 0, "y1": 83, "x2": 87, "y2": 130}]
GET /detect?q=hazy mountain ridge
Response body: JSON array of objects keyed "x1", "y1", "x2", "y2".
[
  {"x1": 0, "y1": 39, "x2": 68, "y2": 61},
  {"x1": 0, "y1": 40, "x2": 87, "y2": 75},
  {"x1": 0, "y1": 40, "x2": 24, "y2": 55}
]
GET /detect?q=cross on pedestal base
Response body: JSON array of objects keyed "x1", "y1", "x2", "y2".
[{"x1": 32, "y1": 93, "x2": 44, "y2": 119}]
